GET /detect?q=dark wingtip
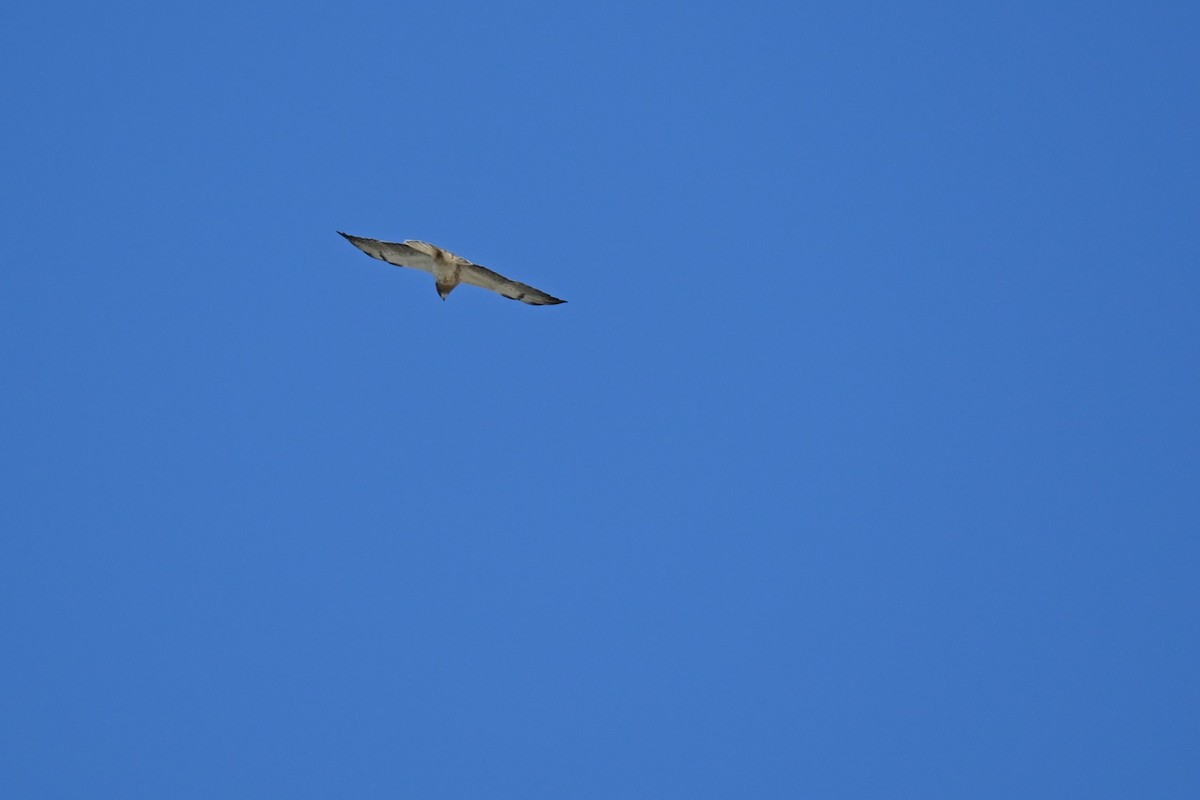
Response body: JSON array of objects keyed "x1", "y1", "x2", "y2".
[{"x1": 337, "y1": 231, "x2": 353, "y2": 239}]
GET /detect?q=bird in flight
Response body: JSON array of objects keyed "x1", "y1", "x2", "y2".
[{"x1": 338, "y1": 232, "x2": 566, "y2": 306}]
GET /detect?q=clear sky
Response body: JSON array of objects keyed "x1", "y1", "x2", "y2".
[{"x1": 2, "y1": 0, "x2": 1198, "y2": 797}]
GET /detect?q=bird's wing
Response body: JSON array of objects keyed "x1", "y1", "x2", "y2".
[
  {"x1": 338, "y1": 232, "x2": 437, "y2": 273},
  {"x1": 458, "y1": 262, "x2": 567, "y2": 305}
]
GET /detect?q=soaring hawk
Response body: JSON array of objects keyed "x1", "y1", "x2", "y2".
[{"x1": 338, "y1": 232, "x2": 566, "y2": 306}]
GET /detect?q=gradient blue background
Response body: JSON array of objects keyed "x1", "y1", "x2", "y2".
[{"x1": 3, "y1": 1, "x2": 1198, "y2": 796}]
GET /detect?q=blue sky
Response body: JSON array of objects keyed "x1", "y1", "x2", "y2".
[{"x1": 2, "y1": 0, "x2": 1198, "y2": 796}]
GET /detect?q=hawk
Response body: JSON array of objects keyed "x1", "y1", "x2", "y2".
[{"x1": 338, "y1": 232, "x2": 566, "y2": 305}]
